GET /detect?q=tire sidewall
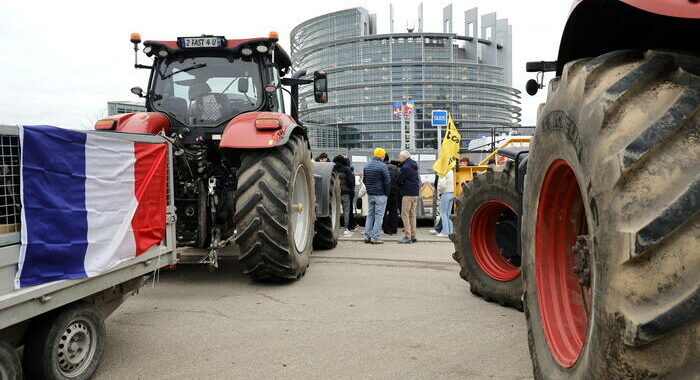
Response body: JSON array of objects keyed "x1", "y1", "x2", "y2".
[
  {"x1": 0, "y1": 341, "x2": 21, "y2": 380},
  {"x1": 286, "y1": 137, "x2": 313, "y2": 272},
  {"x1": 330, "y1": 173, "x2": 341, "y2": 241},
  {"x1": 522, "y1": 116, "x2": 602, "y2": 379},
  {"x1": 27, "y1": 303, "x2": 106, "y2": 380}
]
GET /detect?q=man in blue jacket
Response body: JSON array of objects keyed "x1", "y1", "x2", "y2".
[
  {"x1": 396, "y1": 150, "x2": 421, "y2": 243},
  {"x1": 362, "y1": 148, "x2": 391, "y2": 244}
]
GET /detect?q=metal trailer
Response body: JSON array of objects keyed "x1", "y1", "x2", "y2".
[{"x1": 0, "y1": 125, "x2": 177, "y2": 380}]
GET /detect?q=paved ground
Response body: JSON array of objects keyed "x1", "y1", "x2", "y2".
[
  {"x1": 94, "y1": 229, "x2": 532, "y2": 380},
  {"x1": 340, "y1": 225, "x2": 449, "y2": 243}
]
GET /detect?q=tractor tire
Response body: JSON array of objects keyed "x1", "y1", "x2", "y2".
[
  {"x1": 0, "y1": 341, "x2": 21, "y2": 380},
  {"x1": 313, "y1": 172, "x2": 341, "y2": 250},
  {"x1": 23, "y1": 303, "x2": 106, "y2": 380},
  {"x1": 234, "y1": 134, "x2": 314, "y2": 281},
  {"x1": 522, "y1": 50, "x2": 700, "y2": 379},
  {"x1": 451, "y1": 163, "x2": 522, "y2": 310}
]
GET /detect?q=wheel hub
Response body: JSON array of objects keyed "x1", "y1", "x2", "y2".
[
  {"x1": 535, "y1": 159, "x2": 591, "y2": 368},
  {"x1": 572, "y1": 236, "x2": 591, "y2": 288},
  {"x1": 470, "y1": 201, "x2": 520, "y2": 282},
  {"x1": 56, "y1": 319, "x2": 96, "y2": 376},
  {"x1": 290, "y1": 166, "x2": 311, "y2": 252}
]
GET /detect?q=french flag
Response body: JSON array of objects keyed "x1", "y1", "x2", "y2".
[{"x1": 15, "y1": 125, "x2": 167, "y2": 288}]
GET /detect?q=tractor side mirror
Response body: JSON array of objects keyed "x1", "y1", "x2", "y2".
[
  {"x1": 131, "y1": 86, "x2": 145, "y2": 98},
  {"x1": 525, "y1": 79, "x2": 539, "y2": 96},
  {"x1": 313, "y1": 70, "x2": 328, "y2": 104},
  {"x1": 237, "y1": 79, "x2": 249, "y2": 93}
]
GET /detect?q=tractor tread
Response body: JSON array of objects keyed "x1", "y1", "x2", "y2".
[
  {"x1": 522, "y1": 49, "x2": 700, "y2": 379},
  {"x1": 234, "y1": 134, "x2": 313, "y2": 282},
  {"x1": 452, "y1": 167, "x2": 522, "y2": 311},
  {"x1": 313, "y1": 172, "x2": 341, "y2": 250}
]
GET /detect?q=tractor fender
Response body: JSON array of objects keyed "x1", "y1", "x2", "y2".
[
  {"x1": 312, "y1": 162, "x2": 335, "y2": 218},
  {"x1": 555, "y1": 0, "x2": 700, "y2": 75},
  {"x1": 95, "y1": 112, "x2": 170, "y2": 135},
  {"x1": 219, "y1": 112, "x2": 307, "y2": 149},
  {"x1": 569, "y1": 0, "x2": 700, "y2": 19}
]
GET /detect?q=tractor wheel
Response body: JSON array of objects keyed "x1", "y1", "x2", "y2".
[
  {"x1": 522, "y1": 50, "x2": 700, "y2": 379},
  {"x1": 0, "y1": 341, "x2": 21, "y2": 380},
  {"x1": 234, "y1": 134, "x2": 314, "y2": 281},
  {"x1": 23, "y1": 303, "x2": 106, "y2": 380},
  {"x1": 451, "y1": 163, "x2": 522, "y2": 310},
  {"x1": 313, "y1": 172, "x2": 341, "y2": 250}
]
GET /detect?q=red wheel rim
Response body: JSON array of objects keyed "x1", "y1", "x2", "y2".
[
  {"x1": 535, "y1": 159, "x2": 591, "y2": 368},
  {"x1": 470, "y1": 201, "x2": 520, "y2": 281}
]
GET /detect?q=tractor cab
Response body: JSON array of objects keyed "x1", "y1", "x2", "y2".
[
  {"x1": 93, "y1": 32, "x2": 339, "y2": 280},
  {"x1": 127, "y1": 33, "x2": 326, "y2": 144}
]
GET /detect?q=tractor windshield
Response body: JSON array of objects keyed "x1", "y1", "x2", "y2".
[{"x1": 151, "y1": 56, "x2": 263, "y2": 127}]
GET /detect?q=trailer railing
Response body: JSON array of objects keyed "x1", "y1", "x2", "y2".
[{"x1": 0, "y1": 125, "x2": 176, "y2": 329}]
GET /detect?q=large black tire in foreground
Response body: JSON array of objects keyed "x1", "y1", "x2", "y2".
[
  {"x1": 0, "y1": 341, "x2": 21, "y2": 380},
  {"x1": 451, "y1": 163, "x2": 522, "y2": 310},
  {"x1": 522, "y1": 50, "x2": 700, "y2": 379},
  {"x1": 234, "y1": 134, "x2": 314, "y2": 281},
  {"x1": 23, "y1": 303, "x2": 106, "y2": 380},
  {"x1": 313, "y1": 172, "x2": 341, "y2": 250}
]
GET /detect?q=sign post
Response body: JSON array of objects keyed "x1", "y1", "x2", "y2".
[
  {"x1": 431, "y1": 110, "x2": 448, "y2": 151},
  {"x1": 406, "y1": 100, "x2": 415, "y2": 150}
]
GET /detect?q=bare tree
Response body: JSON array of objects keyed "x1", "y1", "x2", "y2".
[{"x1": 80, "y1": 107, "x2": 108, "y2": 130}]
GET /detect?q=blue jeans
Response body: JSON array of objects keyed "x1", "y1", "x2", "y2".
[
  {"x1": 440, "y1": 192, "x2": 455, "y2": 235},
  {"x1": 364, "y1": 195, "x2": 387, "y2": 241}
]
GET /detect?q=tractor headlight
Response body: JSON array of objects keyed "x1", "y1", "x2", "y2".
[
  {"x1": 143, "y1": 46, "x2": 153, "y2": 56},
  {"x1": 157, "y1": 49, "x2": 168, "y2": 58},
  {"x1": 256, "y1": 45, "x2": 268, "y2": 54},
  {"x1": 241, "y1": 47, "x2": 253, "y2": 56}
]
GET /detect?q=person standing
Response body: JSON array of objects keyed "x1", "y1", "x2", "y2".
[
  {"x1": 332, "y1": 155, "x2": 356, "y2": 236},
  {"x1": 315, "y1": 153, "x2": 329, "y2": 162},
  {"x1": 362, "y1": 148, "x2": 391, "y2": 244},
  {"x1": 437, "y1": 169, "x2": 455, "y2": 237},
  {"x1": 347, "y1": 164, "x2": 358, "y2": 231},
  {"x1": 382, "y1": 155, "x2": 400, "y2": 235},
  {"x1": 396, "y1": 150, "x2": 420, "y2": 244}
]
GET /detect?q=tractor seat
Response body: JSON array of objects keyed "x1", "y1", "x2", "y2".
[
  {"x1": 159, "y1": 97, "x2": 188, "y2": 123},
  {"x1": 188, "y1": 83, "x2": 232, "y2": 125}
]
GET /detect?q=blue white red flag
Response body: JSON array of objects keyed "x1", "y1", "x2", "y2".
[
  {"x1": 15, "y1": 125, "x2": 167, "y2": 288},
  {"x1": 403, "y1": 100, "x2": 415, "y2": 117},
  {"x1": 392, "y1": 102, "x2": 402, "y2": 117}
]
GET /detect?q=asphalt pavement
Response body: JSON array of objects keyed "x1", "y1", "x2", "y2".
[{"x1": 94, "y1": 229, "x2": 533, "y2": 380}]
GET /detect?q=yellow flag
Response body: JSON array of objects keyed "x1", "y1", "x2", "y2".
[{"x1": 432, "y1": 114, "x2": 461, "y2": 177}]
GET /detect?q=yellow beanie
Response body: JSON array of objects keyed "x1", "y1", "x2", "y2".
[{"x1": 374, "y1": 147, "x2": 386, "y2": 158}]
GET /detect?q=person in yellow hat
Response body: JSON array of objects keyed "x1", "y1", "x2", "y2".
[{"x1": 362, "y1": 147, "x2": 391, "y2": 244}]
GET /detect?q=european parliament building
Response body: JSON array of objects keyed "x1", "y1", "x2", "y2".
[{"x1": 291, "y1": 5, "x2": 521, "y2": 151}]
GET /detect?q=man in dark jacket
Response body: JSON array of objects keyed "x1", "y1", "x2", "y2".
[
  {"x1": 396, "y1": 150, "x2": 420, "y2": 243},
  {"x1": 333, "y1": 155, "x2": 356, "y2": 235},
  {"x1": 382, "y1": 154, "x2": 400, "y2": 235},
  {"x1": 362, "y1": 148, "x2": 391, "y2": 244}
]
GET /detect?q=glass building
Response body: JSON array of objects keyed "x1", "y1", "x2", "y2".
[
  {"x1": 291, "y1": 5, "x2": 521, "y2": 151},
  {"x1": 107, "y1": 100, "x2": 146, "y2": 116}
]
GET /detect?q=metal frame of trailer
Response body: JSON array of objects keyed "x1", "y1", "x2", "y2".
[{"x1": 0, "y1": 124, "x2": 176, "y2": 336}]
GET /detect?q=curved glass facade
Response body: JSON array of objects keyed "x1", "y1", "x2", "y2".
[{"x1": 292, "y1": 7, "x2": 520, "y2": 150}]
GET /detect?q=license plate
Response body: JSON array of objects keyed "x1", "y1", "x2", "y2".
[{"x1": 178, "y1": 36, "x2": 224, "y2": 48}]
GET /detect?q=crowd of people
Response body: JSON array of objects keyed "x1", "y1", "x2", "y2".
[{"x1": 315, "y1": 149, "x2": 465, "y2": 244}]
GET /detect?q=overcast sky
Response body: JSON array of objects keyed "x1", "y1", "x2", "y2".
[{"x1": 0, "y1": 0, "x2": 572, "y2": 129}]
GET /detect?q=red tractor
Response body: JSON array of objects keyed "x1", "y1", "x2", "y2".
[
  {"x1": 96, "y1": 32, "x2": 341, "y2": 281},
  {"x1": 452, "y1": 0, "x2": 699, "y2": 377}
]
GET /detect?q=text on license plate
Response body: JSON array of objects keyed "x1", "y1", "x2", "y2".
[{"x1": 180, "y1": 37, "x2": 222, "y2": 48}]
